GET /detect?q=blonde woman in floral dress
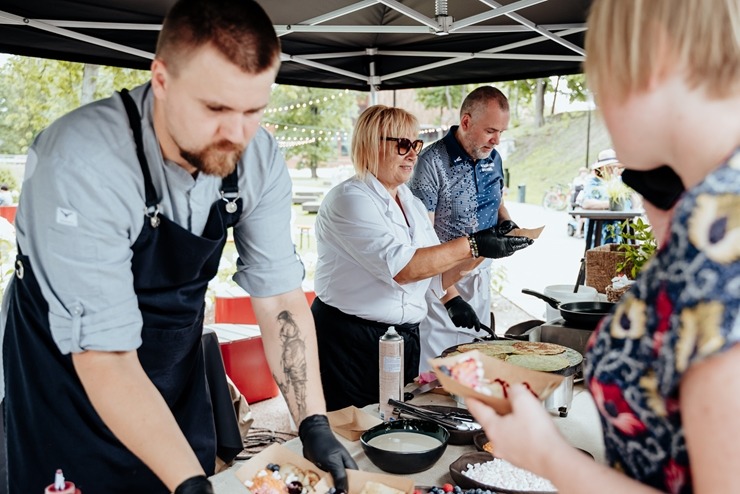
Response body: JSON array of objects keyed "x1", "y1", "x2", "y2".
[{"x1": 467, "y1": 0, "x2": 740, "y2": 493}]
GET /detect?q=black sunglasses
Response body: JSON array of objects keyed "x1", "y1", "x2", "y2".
[{"x1": 383, "y1": 137, "x2": 424, "y2": 156}]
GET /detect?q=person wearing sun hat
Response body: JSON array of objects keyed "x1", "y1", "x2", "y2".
[{"x1": 578, "y1": 148, "x2": 631, "y2": 243}]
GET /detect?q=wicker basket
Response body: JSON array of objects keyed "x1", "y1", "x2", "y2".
[
  {"x1": 585, "y1": 244, "x2": 633, "y2": 293},
  {"x1": 605, "y1": 283, "x2": 631, "y2": 302}
]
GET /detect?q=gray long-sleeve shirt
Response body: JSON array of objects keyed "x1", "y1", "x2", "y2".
[{"x1": 2, "y1": 83, "x2": 303, "y2": 361}]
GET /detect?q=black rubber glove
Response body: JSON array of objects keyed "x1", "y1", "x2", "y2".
[
  {"x1": 472, "y1": 228, "x2": 533, "y2": 259},
  {"x1": 444, "y1": 296, "x2": 481, "y2": 331},
  {"x1": 496, "y1": 219, "x2": 519, "y2": 236},
  {"x1": 174, "y1": 475, "x2": 214, "y2": 494},
  {"x1": 299, "y1": 414, "x2": 358, "y2": 492}
]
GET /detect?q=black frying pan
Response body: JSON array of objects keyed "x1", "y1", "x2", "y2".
[{"x1": 522, "y1": 289, "x2": 615, "y2": 328}]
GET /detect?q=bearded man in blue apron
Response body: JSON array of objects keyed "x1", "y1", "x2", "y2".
[{"x1": 0, "y1": 1, "x2": 355, "y2": 492}]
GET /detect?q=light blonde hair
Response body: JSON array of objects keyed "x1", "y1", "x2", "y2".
[
  {"x1": 351, "y1": 105, "x2": 420, "y2": 179},
  {"x1": 585, "y1": 0, "x2": 740, "y2": 103}
]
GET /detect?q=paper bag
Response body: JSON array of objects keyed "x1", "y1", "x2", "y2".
[{"x1": 429, "y1": 350, "x2": 563, "y2": 415}]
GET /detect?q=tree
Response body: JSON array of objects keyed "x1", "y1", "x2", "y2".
[
  {"x1": 0, "y1": 56, "x2": 149, "y2": 154},
  {"x1": 415, "y1": 85, "x2": 470, "y2": 125},
  {"x1": 266, "y1": 86, "x2": 357, "y2": 179}
]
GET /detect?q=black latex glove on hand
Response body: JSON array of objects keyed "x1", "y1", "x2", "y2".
[
  {"x1": 472, "y1": 228, "x2": 533, "y2": 259},
  {"x1": 174, "y1": 475, "x2": 214, "y2": 494},
  {"x1": 300, "y1": 415, "x2": 358, "y2": 492},
  {"x1": 444, "y1": 296, "x2": 481, "y2": 331},
  {"x1": 496, "y1": 219, "x2": 519, "y2": 236}
]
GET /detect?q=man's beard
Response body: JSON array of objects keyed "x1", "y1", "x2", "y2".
[
  {"x1": 179, "y1": 140, "x2": 244, "y2": 178},
  {"x1": 461, "y1": 134, "x2": 492, "y2": 161}
]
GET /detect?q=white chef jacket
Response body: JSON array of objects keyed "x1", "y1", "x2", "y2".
[{"x1": 314, "y1": 173, "x2": 445, "y2": 325}]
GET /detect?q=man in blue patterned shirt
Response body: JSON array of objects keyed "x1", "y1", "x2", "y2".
[{"x1": 409, "y1": 86, "x2": 524, "y2": 367}]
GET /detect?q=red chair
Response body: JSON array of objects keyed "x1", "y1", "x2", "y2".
[
  {"x1": 215, "y1": 291, "x2": 317, "y2": 324},
  {"x1": 0, "y1": 205, "x2": 17, "y2": 224},
  {"x1": 214, "y1": 295, "x2": 257, "y2": 324},
  {"x1": 207, "y1": 324, "x2": 279, "y2": 403}
]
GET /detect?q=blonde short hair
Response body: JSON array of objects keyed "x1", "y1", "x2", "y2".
[
  {"x1": 351, "y1": 105, "x2": 420, "y2": 179},
  {"x1": 585, "y1": 0, "x2": 740, "y2": 103}
]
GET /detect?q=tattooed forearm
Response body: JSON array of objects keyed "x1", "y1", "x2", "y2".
[{"x1": 276, "y1": 310, "x2": 308, "y2": 421}]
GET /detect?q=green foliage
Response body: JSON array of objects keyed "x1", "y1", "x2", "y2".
[
  {"x1": 0, "y1": 56, "x2": 148, "y2": 154},
  {"x1": 564, "y1": 75, "x2": 588, "y2": 103},
  {"x1": 606, "y1": 218, "x2": 657, "y2": 278},
  {"x1": 0, "y1": 169, "x2": 18, "y2": 191},
  {"x1": 506, "y1": 110, "x2": 612, "y2": 204},
  {"x1": 267, "y1": 86, "x2": 358, "y2": 178},
  {"x1": 416, "y1": 85, "x2": 470, "y2": 111}
]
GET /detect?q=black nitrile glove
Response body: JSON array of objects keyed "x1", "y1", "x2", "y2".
[
  {"x1": 174, "y1": 475, "x2": 214, "y2": 494},
  {"x1": 444, "y1": 296, "x2": 481, "y2": 331},
  {"x1": 496, "y1": 219, "x2": 519, "y2": 236},
  {"x1": 472, "y1": 228, "x2": 533, "y2": 259},
  {"x1": 299, "y1": 414, "x2": 358, "y2": 492}
]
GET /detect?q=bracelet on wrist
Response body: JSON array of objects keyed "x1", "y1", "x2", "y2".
[{"x1": 467, "y1": 234, "x2": 479, "y2": 258}]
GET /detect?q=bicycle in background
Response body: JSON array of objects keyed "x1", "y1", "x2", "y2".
[{"x1": 542, "y1": 183, "x2": 570, "y2": 211}]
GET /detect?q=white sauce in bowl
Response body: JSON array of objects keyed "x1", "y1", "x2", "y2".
[{"x1": 367, "y1": 432, "x2": 442, "y2": 452}]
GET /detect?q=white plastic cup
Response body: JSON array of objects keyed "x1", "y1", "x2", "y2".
[{"x1": 543, "y1": 285, "x2": 598, "y2": 322}]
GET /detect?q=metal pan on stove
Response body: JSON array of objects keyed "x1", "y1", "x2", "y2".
[{"x1": 522, "y1": 289, "x2": 615, "y2": 328}]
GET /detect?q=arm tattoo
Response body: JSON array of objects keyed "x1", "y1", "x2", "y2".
[{"x1": 272, "y1": 310, "x2": 308, "y2": 421}]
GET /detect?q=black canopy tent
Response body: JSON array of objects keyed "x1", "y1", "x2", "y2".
[{"x1": 0, "y1": 0, "x2": 591, "y2": 91}]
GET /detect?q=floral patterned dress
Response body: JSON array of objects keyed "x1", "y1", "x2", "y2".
[{"x1": 585, "y1": 150, "x2": 740, "y2": 493}]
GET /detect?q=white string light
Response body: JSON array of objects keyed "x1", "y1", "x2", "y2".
[{"x1": 265, "y1": 89, "x2": 351, "y2": 115}]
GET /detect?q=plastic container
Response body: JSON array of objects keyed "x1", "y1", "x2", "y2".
[
  {"x1": 44, "y1": 470, "x2": 80, "y2": 494},
  {"x1": 543, "y1": 284, "x2": 598, "y2": 322}
]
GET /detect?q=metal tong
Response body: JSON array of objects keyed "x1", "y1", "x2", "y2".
[{"x1": 388, "y1": 399, "x2": 480, "y2": 430}]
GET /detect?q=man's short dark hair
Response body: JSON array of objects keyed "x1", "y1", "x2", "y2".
[
  {"x1": 460, "y1": 86, "x2": 509, "y2": 118},
  {"x1": 156, "y1": 0, "x2": 280, "y2": 74}
]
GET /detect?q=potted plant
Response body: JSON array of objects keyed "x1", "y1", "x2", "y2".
[
  {"x1": 602, "y1": 217, "x2": 657, "y2": 301},
  {"x1": 603, "y1": 175, "x2": 633, "y2": 211},
  {"x1": 612, "y1": 217, "x2": 657, "y2": 278}
]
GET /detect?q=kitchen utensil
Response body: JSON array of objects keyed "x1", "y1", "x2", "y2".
[
  {"x1": 388, "y1": 399, "x2": 478, "y2": 431},
  {"x1": 542, "y1": 285, "x2": 598, "y2": 322},
  {"x1": 479, "y1": 322, "x2": 497, "y2": 339},
  {"x1": 502, "y1": 319, "x2": 544, "y2": 341},
  {"x1": 360, "y1": 419, "x2": 449, "y2": 474},
  {"x1": 449, "y1": 452, "x2": 557, "y2": 494},
  {"x1": 574, "y1": 258, "x2": 586, "y2": 293},
  {"x1": 522, "y1": 288, "x2": 614, "y2": 328},
  {"x1": 412, "y1": 405, "x2": 480, "y2": 445},
  {"x1": 403, "y1": 379, "x2": 441, "y2": 401}
]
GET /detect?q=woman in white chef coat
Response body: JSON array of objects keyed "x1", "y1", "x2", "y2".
[{"x1": 311, "y1": 105, "x2": 532, "y2": 410}]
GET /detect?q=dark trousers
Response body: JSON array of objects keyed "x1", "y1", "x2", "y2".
[{"x1": 312, "y1": 298, "x2": 420, "y2": 411}]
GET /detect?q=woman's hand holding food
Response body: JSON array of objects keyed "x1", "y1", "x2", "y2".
[{"x1": 466, "y1": 385, "x2": 574, "y2": 479}]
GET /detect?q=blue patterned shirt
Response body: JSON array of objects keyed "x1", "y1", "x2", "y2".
[
  {"x1": 585, "y1": 150, "x2": 740, "y2": 493},
  {"x1": 409, "y1": 126, "x2": 504, "y2": 242}
]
